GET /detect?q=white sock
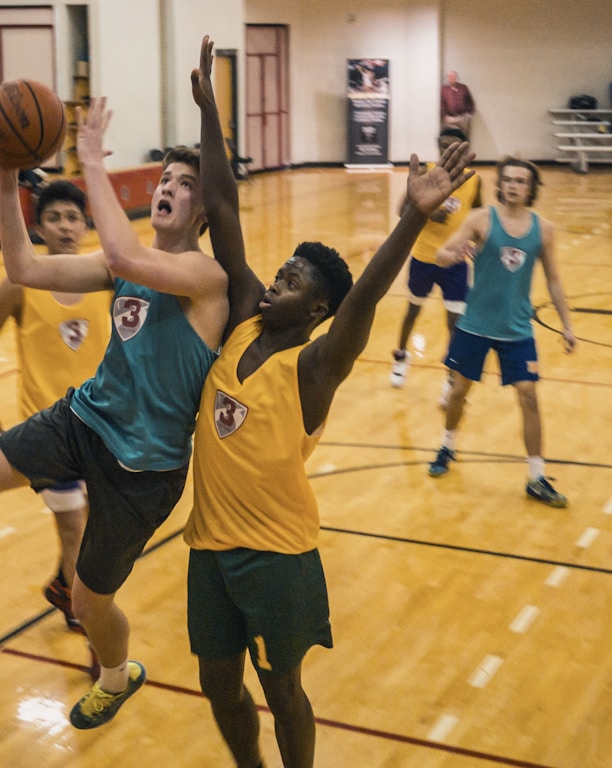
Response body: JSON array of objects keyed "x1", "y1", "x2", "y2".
[
  {"x1": 442, "y1": 429, "x2": 456, "y2": 451},
  {"x1": 99, "y1": 660, "x2": 129, "y2": 693},
  {"x1": 527, "y1": 456, "x2": 545, "y2": 482}
]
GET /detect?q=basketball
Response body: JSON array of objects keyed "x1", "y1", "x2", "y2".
[{"x1": 0, "y1": 79, "x2": 66, "y2": 169}]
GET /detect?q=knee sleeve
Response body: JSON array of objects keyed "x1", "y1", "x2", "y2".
[{"x1": 41, "y1": 483, "x2": 87, "y2": 513}]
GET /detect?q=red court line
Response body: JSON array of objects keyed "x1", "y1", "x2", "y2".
[{"x1": 2, "y1": 646, "x2": 560, "y2": 768}]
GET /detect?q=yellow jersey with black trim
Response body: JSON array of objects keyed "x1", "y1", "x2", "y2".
[
  {"x1": 185, "y1": 315, "x2": 323, "y2": 554},
  {"x1": 16, "y1": 287, "x2": 112, "y2": 419},
  {"x1": 411, "y1": 167, "x2": 480, "y2": 264}
]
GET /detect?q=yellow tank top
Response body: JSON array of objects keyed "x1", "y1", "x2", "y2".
[
  {"x1": 185, "y1": 316, "x2": 323, "y2": 554},
  {"x1": 17, "y1": 287, "x2": 112, "y2": 418},
  {"x1": 411, "y1": 167, "x2": 480, "y2": 264}
]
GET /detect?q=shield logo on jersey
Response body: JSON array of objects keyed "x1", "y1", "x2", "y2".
[
  {"x1": 499, "y1": 247, "x2": 526, "y2": 272},
  {"x1": 214, "y1": 390, "x2": 248, "y2": 438},
  {"x1": 113, "y1": 296, "x2": 150, "y2": 341},
  {"x1": 59, "y1": 318, "x2": 89, "y2": 351}
]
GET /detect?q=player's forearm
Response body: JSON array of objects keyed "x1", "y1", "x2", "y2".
[
  {"x1": 80, "y1": 158, "x2": 141, "y2": 273},
  {"x1": 548, "y1": 279, "x2": 573, "y2": 332},
  {"x1": 0, "y1": 168, "x2": 40, "y2": 284},
  {"x1": 199, "y1": 95, "x2": 239, "y2": 218}
]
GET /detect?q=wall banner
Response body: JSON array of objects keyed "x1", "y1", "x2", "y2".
[{"x1": 346, "y1": 59, "x2": 391, "y2": 168}]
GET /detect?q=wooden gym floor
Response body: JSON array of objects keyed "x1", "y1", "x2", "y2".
[{"x1": 0, "y1": 163, "x2": 611, "y2": 767}]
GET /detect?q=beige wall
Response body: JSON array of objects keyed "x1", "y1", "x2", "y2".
[{"x1": 3, "y1": 0, "x2": 611, "y2": 166}]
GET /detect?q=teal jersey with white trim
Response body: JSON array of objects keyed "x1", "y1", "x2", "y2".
[
  {"x1": 458, "y1": 206, "x2": 541, "y2": 341},
  {"x1": 71, "y1": 279, "x2": 217, "y2": 471}
]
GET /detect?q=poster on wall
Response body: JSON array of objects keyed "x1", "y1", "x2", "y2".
[{"x1": 346, "y1": 58, "x2": 391, "y2": 168}]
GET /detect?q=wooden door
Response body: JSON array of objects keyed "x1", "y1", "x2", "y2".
[
  {"x1": 214, "y1": 50, "x2": 237, "y2": 162},
  {"x1": 246, "y1": 25, "x2": 289, "y2": 171}
]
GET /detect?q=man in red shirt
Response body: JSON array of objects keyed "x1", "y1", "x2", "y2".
[{"x1": 441, "y1": 70, "x2": 476, "y2": 137}]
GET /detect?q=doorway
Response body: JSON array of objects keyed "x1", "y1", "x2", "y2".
[{"x1": 245, "y1": 25, "x2": 289, "y2": 171}]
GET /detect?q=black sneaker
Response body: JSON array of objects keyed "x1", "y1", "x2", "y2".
[
  {"x1": 429, "y1": 446, "x2": 455, "y2": 477},
  {"x1": 526, "y1": 477, "x2": 568, "y2": 508}
]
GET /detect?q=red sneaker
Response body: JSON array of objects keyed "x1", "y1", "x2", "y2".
[{"x1": 43, "y1": 577, "x2": 86, "y2": 635}]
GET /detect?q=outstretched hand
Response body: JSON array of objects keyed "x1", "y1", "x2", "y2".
[
  {"x1": 406, "y1": 142, "x2": 476, "y2": 216},
  {"x1": 191, "y1": 35, "x2": 215, "y2": 110},
  {"x1": 76, "y1": 97, "x2": 113, "y2": 164}
]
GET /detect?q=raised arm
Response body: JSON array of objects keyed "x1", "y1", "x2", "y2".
[
  {"x1": 191, "y1": 36, "x2": 263, "y2": 325},
  {"x1": 303, "y1": 143, "x2": 475, "y2": 400},
  {"x1": 0, "y1": 166, "x2": 110, "y2": 292}
]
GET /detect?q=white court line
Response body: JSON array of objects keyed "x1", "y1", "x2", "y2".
[
  {"x1": 603, "y1": 498, "x2": 612, "y2": 515},
  {"x1": 510, "y1": 604, "x2": 540, "y2": 634},
  {"x1": 0, "y1": 526, "x2": 16, "y2": 539},
  {"x1": 468, "y1": 654, "x2": 504, "y2": 689},
  {"x1": 428, "y1": 713, "x2": 459, "y2": 742},
  {"x1": 575, "y1": 527, "x2": 599, "y2": 549},
  {"x1": 545, "y1": 566, "x2": 570, "y2": 587}
]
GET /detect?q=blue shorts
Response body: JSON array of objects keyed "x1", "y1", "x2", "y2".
[
  {"x1": 445, "y1": 328, "x2": 539, "y2": 385},
  {"x1": 187, "y1": 547, "x2": 333, "y2": 677},
  {"x1": 407, "y1": 256, "x2": 468, "y2": 304}
]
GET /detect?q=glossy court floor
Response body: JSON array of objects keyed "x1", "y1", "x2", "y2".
[{"x1": 0, "y1": 162, "x2": 611, "y2": 767}]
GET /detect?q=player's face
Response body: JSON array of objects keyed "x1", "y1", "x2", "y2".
[
  {"x1": 36, "y1": 201, "x2": 88, "y2": 255},
  {"x1": 499, "y1": 166, "x2": 533, "y2": 206},
  {"x1": 151, "y1": 162, "x2": 204, "y2": 232},
  {"x1": 259, "y1": 256, "x2": 327, "y2": 329}
]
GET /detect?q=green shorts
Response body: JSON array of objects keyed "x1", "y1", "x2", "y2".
[{"x1": 187, "y1": 547, "x2": 333, "y2": 676}]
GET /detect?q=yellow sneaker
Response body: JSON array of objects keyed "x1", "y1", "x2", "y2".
[{"x1": 69, "y1": 661, "x2": 146, "y2": 729}]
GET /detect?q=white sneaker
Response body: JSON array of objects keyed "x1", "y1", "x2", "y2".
[
  {"x1": 438, "y1": 378, "x2": 453, "y2": 408},
  {"x1": 390, "y1": 350, "x2": 411, "y2": 387}
]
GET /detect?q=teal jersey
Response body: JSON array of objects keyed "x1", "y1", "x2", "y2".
[
  {"x1": 458, "y1": 206, "x2": 541, "y2": 341},
  {"x1": 71, "y1": 279, "x2": 218, "y2": 471}
]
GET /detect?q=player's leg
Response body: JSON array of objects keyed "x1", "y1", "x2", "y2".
[
  {"x1": 41, "y1": 483, "x2": 88, "y2": 633},
  {"x1": 0, "y1": 447, "x2": 31, "y2": 490},
  {"x1": 499, "y1": 338, "x2": 566, "y2": 507},
  {"x1": 69, "y1": 435, "x2": 188, "y2": 728},
  {"x1": 437, "y1": 260, "x2": 468, "y2": 407},
  {"x1": 429, "y1": 328, "x2": 487, "y2": 476},
  {"x1": 390, "y1": 257, "x2": 433, "y2": 387},
  {"x1": 258, "y1": 662, "x2": 315, "y2": 768},
  {"x1": 188, "y1": 548, "x2": 264, "y2": 767},
  {"x1": 199, "y1": 652, "x2": 264, "y2": 768}
]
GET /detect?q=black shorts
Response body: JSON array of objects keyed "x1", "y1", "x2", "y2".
[
  {"x1": 0, "y1": 394, "x2": 189, "y2": 594},
  {"x1": 188, "y1": 548, "x2": 333, "y2": 676}
]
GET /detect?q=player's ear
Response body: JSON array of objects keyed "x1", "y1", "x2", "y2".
[{"x1": 310, "y1": 299, "x2": 329, "y2": 322}]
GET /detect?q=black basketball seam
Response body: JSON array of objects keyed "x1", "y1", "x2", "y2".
[
  {"x1": 23, "y1": 80, "x2": 47, "y2": 162},
  {"x1": 0, "y1": 90, "x2": 36, "y2": 163},
  {"x1": 48, "y1": 105, "x2": 66, "y2": 161}
]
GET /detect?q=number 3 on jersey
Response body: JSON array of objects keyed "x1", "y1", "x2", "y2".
[
  {"x1": 113, "y1": 296, "x2": 150, "y2": 341},
  {"x1": 214, "y1": 390, "x2": 248, "y2": 438}
]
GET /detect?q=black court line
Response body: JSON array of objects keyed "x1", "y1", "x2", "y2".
[
  {"x1": 1, "y1": 646, "x2": 561, "y2": 768},
  {"x1": 3, "y1": 446, "x2": 610, "y2": 644},
  {"x1": 321, "y1": 525, "x2": 612, "y2": 577},
  {"x1": 315, "y1": 442, "x2": 612, "y2": 472},
  {"x1": 533, "y1": 292, "x2": 612, "y2": 348},
  {"x1": 573, "y1": 307, "x2": 612, "y2": 315}
]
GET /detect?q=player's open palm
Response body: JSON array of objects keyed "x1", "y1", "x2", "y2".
[
  {"x1": 76, "y1": 97, "x2": 112, "y2": 165},
  {"x1": 191, "y1": 36, "x2": 215, "y2": 111},
  {"x1": 407, "y1": 142, "x2": 475, "y2": 216}
]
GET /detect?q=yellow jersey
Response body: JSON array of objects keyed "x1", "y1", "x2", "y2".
[
  {"x1": 185, "y1": 316, "x2": 322, "y2": 554},
  {"x1": 411, "y1": 167, "x2": 480, "y2": 264},
  {"x1": 16, "y1": 287, "x2": 112, "y2": 419}
]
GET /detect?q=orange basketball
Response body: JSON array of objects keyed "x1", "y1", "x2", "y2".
[{"x1": 0, "y1": 79, "x2": 66, "y2": 169}]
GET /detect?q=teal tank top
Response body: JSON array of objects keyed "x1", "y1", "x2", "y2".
[
  {"x1": 71, "y1": 279, "x2": 218, "y2": 471},
  {"x1": 458, "y1": 206, "x2": 541, "y2": 341}
]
